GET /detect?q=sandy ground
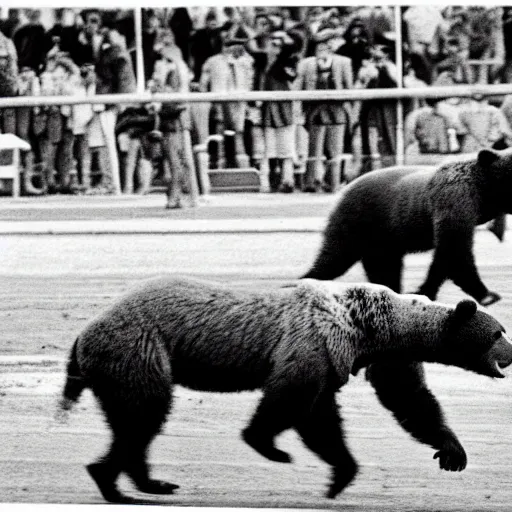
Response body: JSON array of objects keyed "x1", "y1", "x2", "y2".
[{"x1": 1, "y1": 229, "x2": 512, "y2": 509}]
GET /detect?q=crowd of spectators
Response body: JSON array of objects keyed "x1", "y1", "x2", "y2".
[
  {"x1": 0, "y1": 8, "x2": 136, "y2": 195},
  {"x1": 402, "y1": 6, "x2": 512, "y2": 164},
  {"x1": 1, "y1": 6, "x2": 512, "y2": 198}
]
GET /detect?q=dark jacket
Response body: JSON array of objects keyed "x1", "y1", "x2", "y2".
[
  {"x1": 253, "y1": 47, "x2": 298, "y2": 128},
  {"x1": 360, "y1": 64, "x2": 398, "y2": 165},
  {"x1": 169, "y1": 8, "x2": 193, "y2": 64},
  {"x1": 13, "y1": 23, "x2": 46, "y2": 72},
  {"x1": 190, "y1": 27, "x2": 223, "y2": 81},
  {"x1": 96, "y1": 41, "x2": 137, "y2": 96}
]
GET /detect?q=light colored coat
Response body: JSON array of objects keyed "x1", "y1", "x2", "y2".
[
  {"x1": 295, "y1": 54, "x2": 353, "y2": 92},
  {"x1": 295, "y1": 55, "x2": 354, "y2": 125},
  {"x1": 199, "y1": 52, "x2": 254, "y2": 93}
]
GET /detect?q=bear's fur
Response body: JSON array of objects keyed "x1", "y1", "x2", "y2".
[
  {"x1": 58, "y1": 277, "x2": 512, "y2": 503},
  {"x1": 303, "y1": 149, "x2": 512, "y2": 306}
]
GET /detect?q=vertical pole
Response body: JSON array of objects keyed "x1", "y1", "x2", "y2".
[
  {"x1": 394, "y1": 5, "x2": 405, "y2": 166},
  {"x1": 134, "y1": 7, "x2": 145, "y2": 95},
  {"x1": 182, "y1": 129, "x2": 200, "y2": 206}
]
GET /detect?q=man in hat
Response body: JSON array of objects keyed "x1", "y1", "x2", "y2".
[
  {"x1": 295, "y1": 28, "x2": 353, "y2": 192},
  {"x1": 199, "y1": 25, "x2": 253, "y2": 168}
]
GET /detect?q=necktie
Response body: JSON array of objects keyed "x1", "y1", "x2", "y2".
[{"x1": 228, "y1": 60, "x2": 238, "y2": 90}]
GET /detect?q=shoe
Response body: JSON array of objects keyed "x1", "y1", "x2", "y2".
[
  {"x1": 279, "y1": 182, "x2": 294, "y2": 193},
  {"x1": 303, "y1": 180, "x2": 322, "y2": 193}
]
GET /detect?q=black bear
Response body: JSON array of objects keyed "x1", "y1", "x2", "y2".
[
  {"x1": 303, "y1": 149, "x2": 512, "y2": 306},
  {"x1": 57, "y1": 277, "x2": 512, "y2": 503}
]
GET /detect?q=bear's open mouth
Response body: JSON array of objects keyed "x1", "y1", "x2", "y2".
[
  {"x1": 483, "y1": 332, "x2": 512, "y2": 378},
  {"x1": 495, "y1": 359, "x2": 511, "y2": 378}
]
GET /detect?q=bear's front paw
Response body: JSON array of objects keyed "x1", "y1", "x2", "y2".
[
  {"x1": 480, "y1": 292, "x2": 501, "y2": 307},
  {"x1": 242, "y1": 428, "x2": 292, "y2": 463},
  {"x1": 433, "y1": 438, "x2": 467, "y2": 472},
  {"x1": 414, "y1": 286, "x2": 436, "y2": 301}
]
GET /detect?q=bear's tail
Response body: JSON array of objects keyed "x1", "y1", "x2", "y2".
[{"x1": 56, "y1": 338, "x2": 87, "y2": 422}]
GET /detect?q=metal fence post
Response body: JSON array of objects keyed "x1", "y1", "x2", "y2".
[
  {"x1": 395, "y1": 5, "x2": 405, "y2": 166},
  {"x1": 134, "y1": 7, "x2": 146, "y2": 95}
]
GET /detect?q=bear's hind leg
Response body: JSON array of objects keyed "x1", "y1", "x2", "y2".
[
  {"x1": 362, "y1": 252, "x2": 403, "y2": 293},
  {"x1": 86, "y1": 452, "x2": 129, "y2": 503},
  {"x1": 90, "y1": 390, "x2": 177, "y2": 502},
  {"x1": 121, "y1": 402, "x2": 179, "y2": 495},
  {"x1": 87, "y1": 341, "x2": 178, "y2": 502},
  {"x1": 295, "y1": 392, "x2": 358, "y2": 499}
]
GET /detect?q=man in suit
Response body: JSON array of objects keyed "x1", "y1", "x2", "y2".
[{"x1": 295, "y1": 29, "x2": 353, "y2": 192}]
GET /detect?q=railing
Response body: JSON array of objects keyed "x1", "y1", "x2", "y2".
[
  {"x1": 2, "y1": 83, "x2": 510, "y2": 174},
  {"x1": 1, "y1": 83, "x2": 512, "y2": 108}
]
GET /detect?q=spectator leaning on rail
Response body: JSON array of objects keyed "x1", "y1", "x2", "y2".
[
  {"x1": 253, "y1": 29, "x2": 302, "y2": 193},
  {"x1": 199, "y1": 27, "x2": 254, "y2": 169},
  {"x1": 295, "y1": 28, "x2": 353, "y2": 193}
]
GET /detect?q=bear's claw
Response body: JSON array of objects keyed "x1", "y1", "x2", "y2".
[
  {"x1": 136, "y1": 479, "x2": 180, "y2": 494},
  {"x1": 480, "y1": 292, "x2": 501, "y2": 307}
]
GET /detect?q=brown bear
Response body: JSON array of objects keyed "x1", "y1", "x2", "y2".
[
  {"x1": 303, "y1": 149, "x2": 512, "y2": 306},
  {"x1": 58, "y1": 277, "x2": 512, "y2": 503}
]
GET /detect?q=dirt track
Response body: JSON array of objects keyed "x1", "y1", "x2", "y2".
[{"x1": 1, "y1": 230, "x2": 512, "y2": 509}]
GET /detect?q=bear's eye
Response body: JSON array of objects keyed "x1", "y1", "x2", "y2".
[{"x1": 493, "y1": 331, "x2": 502, "y2": 341}]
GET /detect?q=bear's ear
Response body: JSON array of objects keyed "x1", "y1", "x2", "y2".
[
  {"x1": 453, "y1": 300, "x2": 477, "y2": 323},
  {"x1": 477, "y1": 149, "x2": 500, "y2": 167}
]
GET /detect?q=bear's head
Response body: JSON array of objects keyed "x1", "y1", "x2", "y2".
[
  {"x1": 296, "y1": 280, "x2": 512, "y2": 379},
  {"x1": 384, "y1": 290, "x2": 512, "y2": 378},
  {"x1": 441, "y1": 299, "x2": 512, "y2": 378}
]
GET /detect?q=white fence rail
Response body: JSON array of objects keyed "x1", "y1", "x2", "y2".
[{"x1": 0, "y1": 84, "x2": 511, "y2": 108}]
